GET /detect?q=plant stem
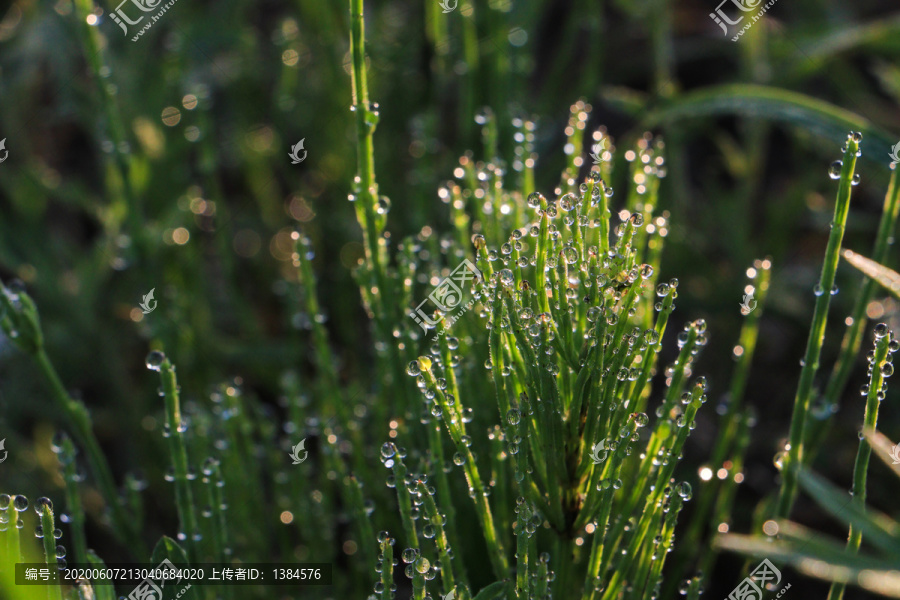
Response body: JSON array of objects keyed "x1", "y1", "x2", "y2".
[
  {"x1": 60, "y1": 436, "x2": 89, "y2": 565},
  {"x1": 826, "y1": 327, "x2": 892, "y2": 600},
  {"x1": 158, "y1": 357, "x2": 200, "y2": 562},
  {"x1": 806, "y1": 166, "x2": 900, "y2": 460},
  {"x1": 390, "y1": 444, "x2": 419, "y2": 550},
  {"x1": 418, "y1": 356, "x2": 509, "y2": 580},
  {"x1": 39, "y1": 503, "x2": 63, "y2": 600},
  {"x1": 35, "y1": 350, "x2": 144, "y2": 555},
  {"x1": 775, "y1": 134, "x2": 860, "y2": 519}
]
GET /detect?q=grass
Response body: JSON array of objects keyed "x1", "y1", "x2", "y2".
[{"x1": 2, "y1": 0, "x2": 900, "y2": 599}]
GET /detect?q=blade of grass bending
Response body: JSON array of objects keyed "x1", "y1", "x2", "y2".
[
  {"x1": 716, "y1": 531, "x2": 900, "y2": 593},
  {"x1": 641, "y1": 86, "x2": 895, "y2": 167},
  {"x1": 775, "y1": 132, "x2": 861, "y2": 520},
  {"x1": 798, "y1": 469, "x2": 900, "y2": 556},
  {"x1": 839, "y1": 249, "x2": 900, "y2": 299}
]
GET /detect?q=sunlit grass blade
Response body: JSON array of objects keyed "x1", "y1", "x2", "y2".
[
  {"x1": 862, "y1": 428, "x2": 900, "y2": 478},
  {"x1": 840, "y1": 249, "x2": 900, "y2": 299},
  {"x1": 775, "y1": 132, "x2": 862, "y2": 520},
  {"x1": 642, "y1": 85, "x2": 895, "y2": 166}
]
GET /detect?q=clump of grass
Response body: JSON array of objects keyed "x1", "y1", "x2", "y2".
[{"x1": 352, "y1": 90, "x2": 740, "y2": 598}]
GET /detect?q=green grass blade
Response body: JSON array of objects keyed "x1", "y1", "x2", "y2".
[
  {"x1": 862, "y1": 427, "x2": 900, "y2": 478},
  {"x1": 775, "y1": 132, "x2": 861, "y2": 519},
  {"x1": 642, "y1": 85, "x2": 896, "y2": 166},
  {"x1": 840, "y1": 249, "x2": 900, "y2": 299}
]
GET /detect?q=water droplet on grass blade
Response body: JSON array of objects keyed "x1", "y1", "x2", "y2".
[
  {"x1": 828, "y1": 161, "x2": 843, "y2": 179},
  {"x1": 34, "y1": 497, "x2": 52, "y2": 515},
  {"x1": 145, "y1": 351, "x2": 166, "y2": 371}
]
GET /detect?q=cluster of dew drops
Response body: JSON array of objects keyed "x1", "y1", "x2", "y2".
[
  {"x1": 859, "y1": 323, "x2": 899, "y2": 404},
  {"x1": 827, "y1": 131, "x2": 864, "y2": 185},
  {"x1": 406, "y1": 348, "x2": 477, "y2": 470},
  {"x1": 0, "y1": 494, "x2": 67, "y2": 567}
]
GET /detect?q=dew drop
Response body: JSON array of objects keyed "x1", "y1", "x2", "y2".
[
  {"x1": 828, "y1": 161, "x2": 843, "y2": 179},
  {"x1": 13, "y1": 495, "x2": 28, "y2": 512},
  {"x1": 145, "y1": 351, "x2": 166, "y2": 371},
  {"x1": 34, "y1": 497, "x2": 52, "y2": 515}
]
